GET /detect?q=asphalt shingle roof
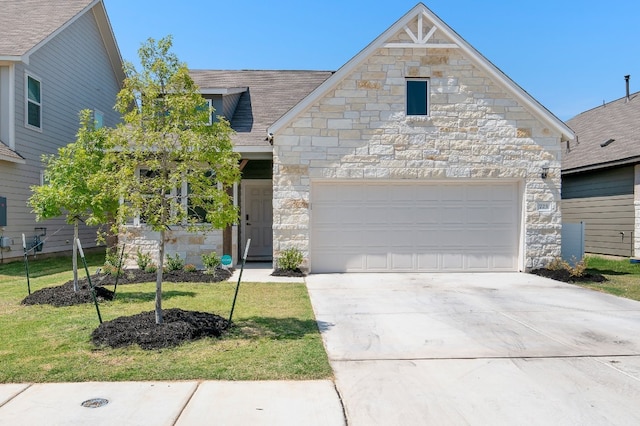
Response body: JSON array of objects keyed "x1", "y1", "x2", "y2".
[
  {"x1": 564, "y1": 92, "x2": 640, "y2": 173},
  {"x1": 189, "y1": 70, "x2": 333, "y2": 147},
  {"x1": 0, "y1": 0, "x2": 94, "y2": 57}
]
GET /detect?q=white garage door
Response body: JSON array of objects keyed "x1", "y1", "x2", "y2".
[{"x1": 310, "y1": 181, "x2": 520, "y2": 273}]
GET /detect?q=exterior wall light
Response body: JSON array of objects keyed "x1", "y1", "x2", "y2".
[{"x1": 541, "y1": 164, "x2": 549, "y2": 179}]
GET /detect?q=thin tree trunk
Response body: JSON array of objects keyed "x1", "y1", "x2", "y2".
[
  {"x1": 155, "y1": 227, "x2": 164, "y2": 324},
  {"x1": 72, "y1": 219, "x2": 79, "y2": 292}
]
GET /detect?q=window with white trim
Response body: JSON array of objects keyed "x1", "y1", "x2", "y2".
[
  {"x1": 406, "y1": 79, "x2": 429, "y2": 116},
  {"x1": 26, "y1": 74, "x2": 42, "y2": 129}
]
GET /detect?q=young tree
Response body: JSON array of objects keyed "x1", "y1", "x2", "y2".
[
  {"x1": 29, "y1": 110, "x2": 116, "y2": 291},
  {"x1": 104, "y1": 36, "x2": 240, "y2": 324}
]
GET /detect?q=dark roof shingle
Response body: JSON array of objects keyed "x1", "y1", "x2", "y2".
[
  {"x1": 0, "y1": 0, "x2": 94, "y2": 57},
  {"x1": 564, "y1": 92, "x2": 640, "y2": 172},
  {"x1": 189, "y1": 70, "x2": 333, "y2": 147}
]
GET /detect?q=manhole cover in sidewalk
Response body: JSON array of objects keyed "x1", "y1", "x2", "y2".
[{"x1": 81, "y1": 398, "x2": 109, "y2": 408}]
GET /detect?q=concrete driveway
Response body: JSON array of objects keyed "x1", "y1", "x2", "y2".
[{"x1": 306, "y1": 273, "x2": 640, "y2": 425}]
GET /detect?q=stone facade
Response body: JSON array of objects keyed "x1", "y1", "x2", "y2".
[
  {"x1": 273, "y1": 23, "x2": 563, "y2": 271},
  {"x1": 121, "y1": 226, "x2": 223, "y2": 269}
]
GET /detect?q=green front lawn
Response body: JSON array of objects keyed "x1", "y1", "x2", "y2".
[
  {"x1": 0, "y1": 253, "x2": 332, "y2": 383},
  {"x1": 578, "y1": 256, "x2": 640, "y2": 301}
]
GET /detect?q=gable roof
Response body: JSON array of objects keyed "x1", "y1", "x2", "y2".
[
  {"x1": 269, "y1": 2, "x2": 574, "y2": 142},
  {"x1": 563, "y1": 92, "x2": 640, "y2": 174},
  {"x1": 0, "y1": 0, "x2": 124, "y2": 83},
  {"x1": 190, "y1": 70, "x2": 333, "y2": 148}
]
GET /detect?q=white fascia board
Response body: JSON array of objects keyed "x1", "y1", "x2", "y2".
[
  {"x1": 0, "y1": 57, "x2": 22, "y2": 63},
  {"x1": 199, "y1": 87, "x2": 248, "y2": 95},
  {"x1": 269, "y1": 2, "x2": 574, "y2": 142}
]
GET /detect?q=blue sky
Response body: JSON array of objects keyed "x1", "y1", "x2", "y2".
[{"x1": 103, "y1": 0, "x2": 640, "y2": 120}]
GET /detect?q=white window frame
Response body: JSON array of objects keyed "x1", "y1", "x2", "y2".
[
  {"x1": 25, "y1": 73, "x2": 42, "y2": 131},
  {"x1": 406, "y1": 78, "x2": 430, "y2": 117}
]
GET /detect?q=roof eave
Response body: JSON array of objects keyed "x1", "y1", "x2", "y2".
[{"x1": 562, "y1": 156, "x2": 640, "y2": 175}]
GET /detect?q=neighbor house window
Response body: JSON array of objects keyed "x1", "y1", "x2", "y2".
[
  {"x1": 197, "y1": 98, "x2": 213, "y2": 126},
  {"x1": 406, "y1": 79, "x2": 429, "y2": 116},
  {"x1": 26, "y1": 74, "x2": 42, "y2": 129},
  {"x1": 93, "y1": 110, "x2": 104, "y2": 129}
]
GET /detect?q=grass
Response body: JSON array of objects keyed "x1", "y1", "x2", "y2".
[
  {"x1": 0, "y1": 252, "x2": 332, "y2": 383},
  {"x1": 576, "y1": 255, "x2": 640, "y2": 301}
]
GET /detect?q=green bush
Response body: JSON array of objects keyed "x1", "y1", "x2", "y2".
[
  {"x1": 103, "y1": 246, "x2": 125, "y2": 276},
  {"x1": 277, "y1": 248, "x2": 303, "y2": 271},
  {"x1": 145, "y1": 263, "x2": 157, "y2": 274},
  {"x1": 136, "y1": 249, "x2": 152, "y2": 271},
  {"x1": 202, "y1": 252, "x2": 221, "y2": 273},
  {"x1": 165, "y1": 253, "x2": 184, "y2": 271}
]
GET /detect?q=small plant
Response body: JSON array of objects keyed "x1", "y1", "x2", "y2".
[
  {"x1": 184, "y1": 263, "x2": 197, "y2": 273},
  {"x1": 145, "y1": 263, "x2": 157, "y2": 274},
  {"x1": 546, "y1": 256, "x2": 586, "y2": 277},
  {"x1": 202, "y1": 252, "x2": 221, "y2": 273},
  {"x1": 136, "y1": 249, "x2": 153, "y2": 271},
  {"x1": 165, "y1": 253, "x2": 184, "y2": 271},
  {"x1": 277, "y1": 248, "x2": 303, "y2": 271},
  {"x1": 103, "y1": 246, "x2": 125, "y2": 276}
]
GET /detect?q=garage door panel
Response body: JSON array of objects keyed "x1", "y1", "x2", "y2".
[{"x1": 311, "y1": 181, "x2": 519, "y2": 272}]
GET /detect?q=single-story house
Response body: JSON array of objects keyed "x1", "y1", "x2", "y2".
[
  {"x1": 0, "y1": 0, "x2": 124, "y2": 261},
  {"x1": 562, "y1": 82, "x2": 640, "y2": 258},
  {"x1": 125, "y1": 2, "x2": 573, "y2": 272}
]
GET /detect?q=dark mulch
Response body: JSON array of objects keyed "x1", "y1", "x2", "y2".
[
  {"x1": 91, "y1": 308, "x2": 230, "y2": 350},
  {"x1": 21, "y1": 268, "x2": 233, "y2": 307},
  {"x1": 531, "y1": 268, "x2": 607, "y2": 283},
  {"x1": 271, "y1": 268, "x2": 306, "y2": 277},
  {"x1": 22, "y1": 280, "x2": 115, "y2": 307}
]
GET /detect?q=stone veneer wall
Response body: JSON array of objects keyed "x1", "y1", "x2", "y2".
[
  {"x1": 121, "y1": 226, "x2": 223, "y2": 269},
  {"x1": 273, "y1": 26, "x2": 563, "y2": 271}
]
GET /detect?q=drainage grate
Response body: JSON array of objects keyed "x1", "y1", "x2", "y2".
[{"x1": 81, "y1": 398, "x2": 109, "y2": 408}]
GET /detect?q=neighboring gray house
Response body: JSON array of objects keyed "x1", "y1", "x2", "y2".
[
  {"x1": 124, "y1": 3, "x2": 573, "y2": 272},
  {"x1": 0, "y1": 0, "x2": 124, "y2": 261},
  {"x1": 562, "y1": 85, "x2": 640, "y2": 258}
]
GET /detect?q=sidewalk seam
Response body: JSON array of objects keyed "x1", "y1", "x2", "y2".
[
  {"x1": 171, "y1": 381, "x2": 200, "y2": 425},
  {"x1": 0, "y1": 383, "x2": 32, "y2": 409}
]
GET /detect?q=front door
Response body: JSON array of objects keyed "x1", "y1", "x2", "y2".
[{"x1": 241, "y1": 180, "x2": 273, "y2": 261}]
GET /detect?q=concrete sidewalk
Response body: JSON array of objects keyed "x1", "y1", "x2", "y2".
[
  {"x1": 0, "y1": 380, "x2": 345, "y2": 425},
  {"x1": 229, "y1": 262, "x2": 305, "y2": 283}
]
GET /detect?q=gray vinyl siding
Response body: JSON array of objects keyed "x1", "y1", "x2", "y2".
[
  {"x1": 562, "y1": 195, "x2": 635, "y2": 257},
  {"x1": 0, "y1": 10, "x2": 121, "y2": 260},
  {"x1": 562, "y1": 166, "x2": 634, "y2": 199},
  {"x1": 222, "y1": 93, "x2": 242, "y2": 119}
]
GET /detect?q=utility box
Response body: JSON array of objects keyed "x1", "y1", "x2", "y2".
[{"x1": 0, "y1": 197, "x2": 6, "y2": 227}]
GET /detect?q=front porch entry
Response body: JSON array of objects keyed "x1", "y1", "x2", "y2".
[{"x1": 241, "y1": 179, "x2": 273, "y2": 261}]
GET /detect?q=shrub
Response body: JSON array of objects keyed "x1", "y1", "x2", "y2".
[
  {"x1": 546, "y1": 256, "x2": 586, "y2": 278},
  {"x1": 136, "y1": 249, "x2": 153, "y2": 271},
  {"x1": 165, "y1": 253, "x2": 184, "y2": 271},
  {"x1": 202, "y1": 252, "x2": 221, "y2": 273},
  {"x1": 103, "y1": 246, "x2": 125, "y2": 276},
  {"x1": 145, "y1": 263, "x2": 157, "y2": 274},
  {"x1": 184, "y1": 263, "x2": 197, "y2": 273},
  {"x1": 277, "y1": 248, "x2": 303, "y2": 271}
]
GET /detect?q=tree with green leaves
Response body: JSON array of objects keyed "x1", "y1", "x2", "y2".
[
  {"x1": 29, "y1": 110, "x2": 117, "y2": 292},
  {"x1": 103, "y1": 36, "x2": 240, "y2": 324}
]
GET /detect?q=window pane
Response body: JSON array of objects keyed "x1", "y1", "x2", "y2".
[
  {"x1": 28, "y1": 77, "x2": 40, "y2": 103},
  {"x1": 27, "y1": 102, "x2": 40, "y2": 127},
  {"x1": 407, "y1": 80, "x2": 428, "y2": 115}
]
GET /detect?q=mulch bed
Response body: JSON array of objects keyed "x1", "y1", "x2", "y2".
[
  {"x1": 91, "y1": 308, "x2": 230, "y2": 350},
  {"x1": 530, "y1": 268, "x2": 606, "y2": 283},
  {"x1": 271, "y1": 268, "x2": 306, "y2": 277},
  {"x1": 21, "y1": 268, "x2": 233, "y2": 307}
]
